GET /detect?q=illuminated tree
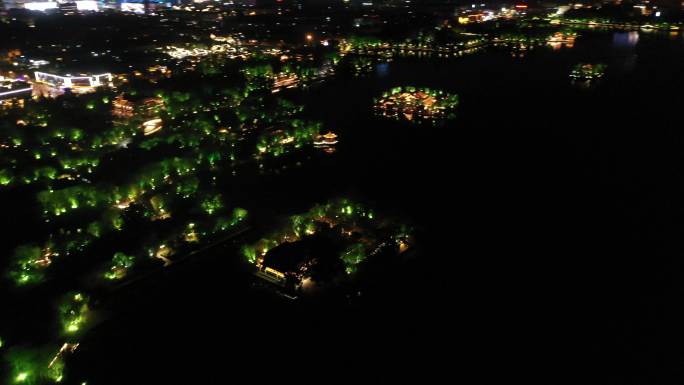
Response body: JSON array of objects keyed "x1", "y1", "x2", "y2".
[
  {"x1": 231, "y1": 207, "x2": 248, "y2": 224},
  {"x1": 341, "y1": 243, "x2": 367, "y2": 274},
  {"x1": 8, "y1": 245, "x2": 45, "y2": 286},
  {"x1": 0, "y1": 169, "x2": 14, "y2": 186},
  {"x1": 149, "y1": 195, "x2": 170, "y2": 219},
  {"x1": 175, "y1": 176, "x2": 199, "y2": 198},
  {"x1": 200, "y1": 194, "x2": 223, "y2": 215},
  {"x1": 242, "y1": 244, "x2": 258, "y2": 264},
  {"x1": 104, "y1": 252, "x2": 135, "y2": 280},
  {"x1": 87, "y1": 221, "x2": 102, "y2": 238},
  {"x1": 105, "y1": 210, "x2": 125, "y2": 231},
  {"x1": 58, "y1": 292, "x2": 89, "y2": 334},
  {"x1": 4, "y1": 346, "x2": 59, "y2": 385}
]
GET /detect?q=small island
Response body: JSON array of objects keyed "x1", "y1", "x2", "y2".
[
  {"x1": 374, "y1": 86, "x2": 458, "y2": 123},
  {"x1": 242, "y1": 199, "x2": 413, "y2": 297},
  {"x1": 570, "y1": 63, "x2": 607, "y2": 81}
]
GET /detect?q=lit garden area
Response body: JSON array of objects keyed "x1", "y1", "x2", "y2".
[
  {"x1": 10, "y1": 182, "x2": 250, "y2": 287},
  {"x1": 546, "y1": 31, "x2": 577, "y2": 50},
  {"x1": 2, "y1": 292, "x2": 88, "y2": 384},
  {"x1": 242, "y1": 199, "x2": 413, "y2": 296},
  {"x1": 255, "y1": 120, "x2": 331, "y2": 158},
  {"x1": 3, "y1": 5, "x2": 684, "y2": 383},
  {"x1": 339, "y1": 32, "x2": 487, "y2": 60},
  {"x1": 489, "y1": 29, "x2": 578, "y2": 57},
  {"x1": 340, "y1": 56, "x2": 379, "y2": 76},
  {"x1": 0, "y1": 90, "x2": 141, "y2": 188},
  {"x1": 373, "y1": 86, "x2": 459, "y2": 123},
  {"x1": 4, "y1": 345, "x2": 70, "y2": 385},
  {"x1": 1, "y1": 58, "x2": 336, "y2": 288},
  {"x1": 491, "y1": 33, "x2": 550, "y2": 49},
  {"x1": 241, "y1": 55, "x2": 339, "y2": 94},
  {"x1": 0, "y1": 57, "x2": 334, "y2": 384},
  {"x1": 570, "y1": 63, "x2": 607, "y2": 81}
]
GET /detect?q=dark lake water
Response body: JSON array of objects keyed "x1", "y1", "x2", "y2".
[{"x1": 6, "y1": 29, "x2": 684, "y2": 384}]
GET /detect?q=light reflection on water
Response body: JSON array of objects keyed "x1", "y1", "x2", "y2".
[
  {"x1": 376, "y1": 62, "x2": 389, "y2": 77},
  {"x1": 612, "y1": 31, "x2": 639, "y2": 48},
  {"x1": 611, "y1": 32, "x2": 639, "y2": 73}
]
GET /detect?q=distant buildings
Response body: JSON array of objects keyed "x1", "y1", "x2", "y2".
[
  {"x1": 32, "y1": 71, "x2": 112, "y2": 97},
  {"x1": 1, "y1": 0, "x2": 170, "y2": 12},
  {"x1": 112, "y1": 93, "x2": 165, "y2": 135},
  {"x1": 3, "y1": 0, "x2": 98, "y2": 11},
  {"x1": 3, "y1": 0, "x2": 54, "y2": 11},
  {"x1": 0, "y1": 76, "x2": 32, "y2": 110}
]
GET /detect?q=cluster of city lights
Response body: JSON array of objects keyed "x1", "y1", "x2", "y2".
[{"x1": 165, "y1": 44, "x2": 246, "y2": 60}]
